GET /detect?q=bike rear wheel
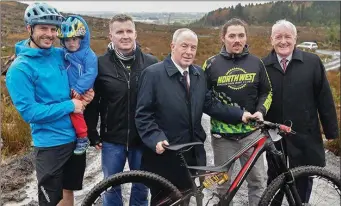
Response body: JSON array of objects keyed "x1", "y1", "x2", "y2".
[
  {"x1": 259, "y1": 166, "x2": 341, "y2": 206},
  {"x1": 81, "y1": 170, "x2": 182, "y2": 206}
]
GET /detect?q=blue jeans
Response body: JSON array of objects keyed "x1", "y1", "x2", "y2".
[{"x1": 102, "y1": 141, "x2": 148, "y2": 206}]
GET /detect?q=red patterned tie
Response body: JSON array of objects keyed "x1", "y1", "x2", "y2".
[
  {"x1": 281, "y1": 58, "x2": 288, "y2": 72},
  {"x1": 183, "y1": 71, "x2": 190, "y2": 94}
]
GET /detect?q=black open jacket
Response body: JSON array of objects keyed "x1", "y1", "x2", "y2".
[{"x1": 84, "y1": 46, "x2": 158, "y2": 147}]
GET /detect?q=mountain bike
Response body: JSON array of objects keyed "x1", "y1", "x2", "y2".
[{"x1": 82, "y1": 119, "x2": 341, "y2": 206}]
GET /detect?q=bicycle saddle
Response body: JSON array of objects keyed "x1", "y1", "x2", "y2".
[{"x1": 163, "y1": 142, "x2": 203, "y2": 151}]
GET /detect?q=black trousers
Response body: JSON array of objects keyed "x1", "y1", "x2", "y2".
[
  {"x1": 266, "y1": 140, "x2": 313, "y2": 205},
  {"x1": 34, "y1": 141, "x2": 86, "y2": 206},
  {"x1": 141, "y1": 147, "x2": 197, "y2": 206}
]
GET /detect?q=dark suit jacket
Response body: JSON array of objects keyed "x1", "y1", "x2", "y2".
[
  {"x1": 263, "y1": 49, "x2": 339, "y2": 167},
  {"x1": 135, "y1": 55, "x2": 244, "y2": 190}
]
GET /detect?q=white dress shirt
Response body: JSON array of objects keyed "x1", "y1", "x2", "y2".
[
  {"x1": 171, "y1": 57, "x2": 190, "y2": 85},
  {"x1": 277, "y1": 54, "x2": 292, "y2": 70}
]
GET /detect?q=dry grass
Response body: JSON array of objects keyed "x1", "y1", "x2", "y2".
[
  {"x1": 1, "y1": 76, "x2": 31, "y2": 158},
  {"x1": 4, "y1": 32, "x2": 28, "y2": 40},
  {"x1": 325, "y1": 71, "x2": 341, "y2": 155}
]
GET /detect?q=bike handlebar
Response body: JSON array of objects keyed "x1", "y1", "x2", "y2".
[
  {"x1": 249, "y1": 118, "x2": 295, "y2": 134},
  {"x1": 279, "y1": 124, "x2": 293, "y2": 134}
]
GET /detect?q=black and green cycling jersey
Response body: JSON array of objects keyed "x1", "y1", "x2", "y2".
[{"x1": 203, "y1": 45, "x2": 272, "y2": 138}]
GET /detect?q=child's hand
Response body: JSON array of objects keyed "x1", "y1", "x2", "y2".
[
  {"x1": 82, "y1": 88, "x2": 95, "y2": 104},
  {"x1": 71, "y1": 89, "x2": 81, "y2": 99}
]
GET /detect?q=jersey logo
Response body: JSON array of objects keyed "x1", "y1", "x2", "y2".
[{"x1": 217, "y1": 67, "x2": 256, "y2": 90}]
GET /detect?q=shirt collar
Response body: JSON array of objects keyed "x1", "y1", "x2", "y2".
[
  {"x1": 277, "y1": 53, "x2": 292, "y2": 64},
  {"x1": 171, "y1": 57, "x2": 189, "y2": 75}
]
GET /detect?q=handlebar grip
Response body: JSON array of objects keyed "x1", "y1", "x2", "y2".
[{"x1": 279, "y1": 125, "x2": 291, "y2": 133}]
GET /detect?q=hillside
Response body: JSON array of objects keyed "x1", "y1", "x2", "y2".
[
  {"x1": 193, "y1": 1, "x2": 340, "y2": 27},
  {"x1": 1, "y1": 1, "x2": 336, "y2": 63}
]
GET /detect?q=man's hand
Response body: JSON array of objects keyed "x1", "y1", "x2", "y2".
[
  {"x1": 95, "y1": 143, "x2": 102, "y2": 150},
  {"x1": 82, "y1": 100, "x2": 89, "y2": 107},
  {"x1": 156, "y1": 140, "x2": 169, "y2": 154},
  {"x1": 251, "y1": 111, "x2": 264, "y2": 121},
  {"x1": 82, "y1": 88, "x2": 95, "y2": 105},
  {"x1": 242, "y1": 111, "x2": 253, "y2": 123},
  {"x1": 326, "y1": 138, "x2": 336, "y2": 142},
  {"x1": 72, "y1": 98, "x2": 84, "y2": 113}
]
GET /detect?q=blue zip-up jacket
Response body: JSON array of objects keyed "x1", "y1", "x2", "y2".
[
  {"x1": 6, "y1": 39, "x2": 76, "y2": 147},
  {"x1": 62, "y1": 15, "x2": 98, "y2": 94}
]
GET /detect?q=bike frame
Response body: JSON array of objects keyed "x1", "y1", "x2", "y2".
[
  {"x1": 217, "y1": 133, "x2": 268, "y2": 204},
  {"x1": 169, "y1": 127, "x2": 302, "y2": 206}
]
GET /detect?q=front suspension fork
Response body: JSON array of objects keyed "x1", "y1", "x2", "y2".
[{"x1": 267, "y1": 141, "x2": 303, "y2": 206}]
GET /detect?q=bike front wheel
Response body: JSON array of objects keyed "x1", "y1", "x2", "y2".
[
  {"x1": 81, "y1": 170, "x2": 183, "y2": 206},
  {"x1": 259, "y1": 166, "x2": 341, "y2": 206}
]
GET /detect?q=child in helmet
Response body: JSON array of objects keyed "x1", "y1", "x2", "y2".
[{"x1": 58, "y1": 15, "x2": 98, "y2": 155}]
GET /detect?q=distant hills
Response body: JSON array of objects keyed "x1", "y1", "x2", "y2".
[
  {"x1": 72, "y1": 11, "x2": 206, "y2": 25},
  {"x1": 75, "y1": 2, "x2": 340, "y2": 28},
  {"x1": 192, "y1": 1, "x2": 340, "y2": 27},
  {"x1": 3, "y1": 1, "x2": 340, "y2": 28}
]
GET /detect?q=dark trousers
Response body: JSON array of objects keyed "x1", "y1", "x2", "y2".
[
  {"x1": 141, "y1": 148, "x2": 196, "y2": 206},
  {"x1": 266, "y1": 140, "x2": 313, "y2": 205},
  {"x1": 35, "y1": 141, "x2": 86, "y2": 206}
]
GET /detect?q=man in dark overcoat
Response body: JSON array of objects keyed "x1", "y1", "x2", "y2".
[
  {"x1": 135, "y1": 28, "x2": 253, "y2": 205},
  {"x1": 262, "y1": 19, "x2": 339, "y2": 205}
]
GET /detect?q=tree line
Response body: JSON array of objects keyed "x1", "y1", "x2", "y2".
[{"x1": 192, "y1": 1, "x2": 340, "y2": 27}]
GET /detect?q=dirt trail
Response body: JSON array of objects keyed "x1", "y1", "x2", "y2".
[{"x1": 1, "y1": 115, "x2": 340, "y2": 206}]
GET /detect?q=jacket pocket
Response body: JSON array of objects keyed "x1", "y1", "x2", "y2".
[
  {"x1": 134, "y1": 70, "x2": 143, "y2": 89},
  {"x1": 303, "y1": 109, "x2": 314, "y2": 132}
]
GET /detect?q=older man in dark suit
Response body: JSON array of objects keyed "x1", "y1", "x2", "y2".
[
  {"x1": 263, "y1": 19, "x2": 339, "y2": 205},
  {"x1": 135, "y1": 28, "x2": 253, "y2": 205}
]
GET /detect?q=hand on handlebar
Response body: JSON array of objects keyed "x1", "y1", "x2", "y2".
[
  {"x1": 242, "y1": 111, "x2": 253, "y2": 123},
  {"x1": 248, "y1": 119, "x2": 296, "y2": 135},
  {"x1": 251, "y1": 111, "x2": 264, "y2": 121},
  {"x1": 156, "y1": 140, "x2": 169, "y2": 154}
]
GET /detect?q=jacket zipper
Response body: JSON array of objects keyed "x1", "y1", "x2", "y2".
[
  {"x1": 105, "y1": 105, "x2": 109, "y2": 132},
  {"x1": 78, "y1": 64, "x2": 82, "y2": 77},
  {"x1": 119, "y1": 60, "x2": 130, "y2": 152},
  {"x1": 127, "y1": 73, "x2": 130, "y2": 152}
]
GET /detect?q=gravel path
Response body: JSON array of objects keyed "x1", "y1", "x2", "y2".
[{"x1": 2, "y1": 114, "x2": 340, "y2": 206}]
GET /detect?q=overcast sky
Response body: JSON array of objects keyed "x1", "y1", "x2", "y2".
[{"x1": 21, "y1": 1, "x2": 269, "y2": 13}]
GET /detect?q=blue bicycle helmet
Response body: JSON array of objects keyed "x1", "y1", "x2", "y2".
[
  {"x1": 57, "y1": 16, "x2": 86, "y2": 39},
  {"x1": 24, "y1": 2, "x2": 64, "y2": 26}
]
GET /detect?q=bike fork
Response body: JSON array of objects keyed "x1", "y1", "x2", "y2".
[
  {"x1": 268, "y1": 142, "x2": 303, "y2": 206},
  {"x1": 282, "y1": 171, "x2": 303, "y2": 206}
]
